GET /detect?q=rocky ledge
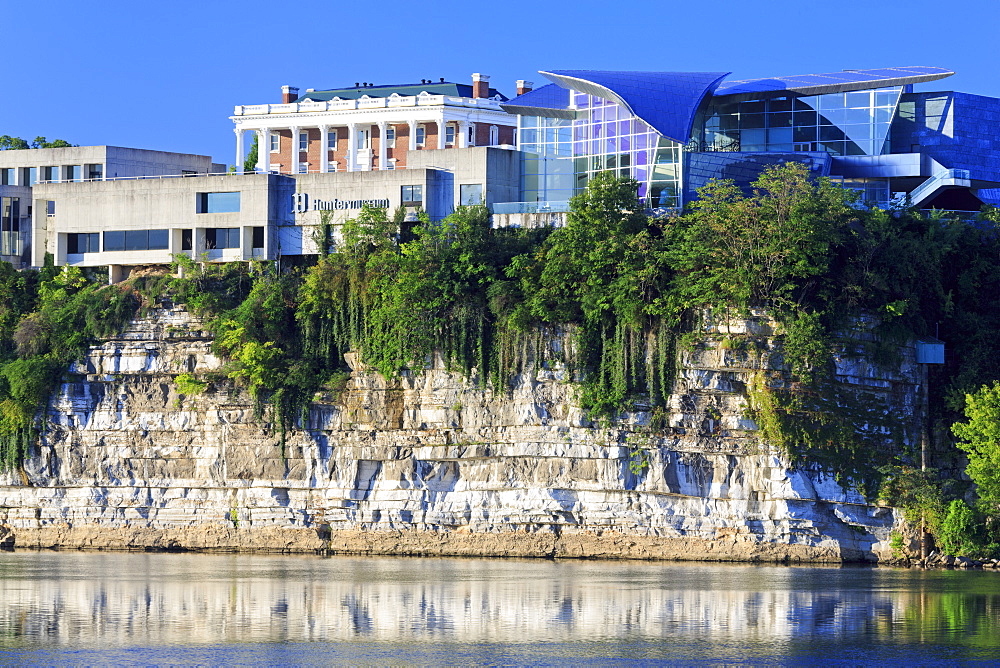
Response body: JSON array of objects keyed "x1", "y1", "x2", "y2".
[{"x1": 0, "y1": 306, "x2": 920, "y2": 562}]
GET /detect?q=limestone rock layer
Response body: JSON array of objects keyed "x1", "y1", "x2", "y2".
[{"x1": 0, "y1": 307, "x2": 915, "y2": 562}]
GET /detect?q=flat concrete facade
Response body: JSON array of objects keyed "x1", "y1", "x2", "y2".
[
  {"x1": 33, "y1": 174, "x2": 291, "y2": 270},
  {"x1": 1, "y1": 146, "x2": 224, "y2": 268},
  {"x1": 32, "y1": 147, "x2": 519, "y2": 271},
  {"x1": 0, "y1": 146, "x2": 221, "y2": 184}
]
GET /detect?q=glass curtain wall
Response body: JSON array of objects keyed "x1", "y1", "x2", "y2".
[
  {"x1": 700, "y1": 87, "x2": 902, "y2": 156},
  {"x1": 518, "y1": 92, "x2": 684, "y2": 208}
]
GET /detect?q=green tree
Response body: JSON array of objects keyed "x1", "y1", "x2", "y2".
[
  {"x1": 0, "y1": 136, "x2": 30, "y2": 150},
  {"x1": 243, "y1": 134, "x2": 259, "y2": 173},
  {"x1": 0, "y1": 135, "x2": 74, "y2": 149},
  {"x1": 953, "y1": 381, "x2": 1000, "y2": 516},
  {"x1": 664, "y1": 162, "x2": 856, "y2": 315}
]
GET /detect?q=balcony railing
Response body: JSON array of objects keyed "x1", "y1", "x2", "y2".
[
  {"x1": 233, "y1": 95, "x2": 505, "y2": 117},
  {"x1": 492, "y1": 201, "x2": 571, "y2": 214}
]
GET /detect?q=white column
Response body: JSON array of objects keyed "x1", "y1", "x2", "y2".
[
  {"x1": 377, "y1": 121, "x2": 387, "y2": 170},
  {"x1": 347, "y1": 123, "x2": 358, "y2": 172},
  {"x1": 457, "y1": 121, "x2": 470, "y2": 148},
  {"x1": 408, "y1": 119, "x2": 418, "y2": 150},
  {"x1": 319, "y1": 125, "x2": 329, "y2": 174},
  {"x1": 235, "y1": 128, "x2": 245, "y2": 174},
  {"x1": 289, "y1": 125, "x2": 300, "y2": 173},
  {"x1": 438, "y1": 119, "x2": 448, "y2": 150},
  {"x1": 259, "y1": 129, "x2": 271, "y2": 172}
]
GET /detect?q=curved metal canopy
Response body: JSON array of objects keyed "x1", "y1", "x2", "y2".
[{"x1": 539, "y1": 70, "x2": 731, "y2": 143}]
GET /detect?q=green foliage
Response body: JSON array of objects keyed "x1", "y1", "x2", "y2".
[
  {"x1": 175, "y1": 373, "x2": 207, "y2": 397},
  {"x1": 664, "y1": 164, "x2": 855, "y2": 315},
  {"x1": 953, "y1": 382, "x2": 1000, "y2": 514},
  {"x1": 0, "y1": 266, "x2": 142, "y2": 470},
  {"x1": 939, "y1": 499, "x2": 981, "y2": 557},
  {"x1": 878, "y1": 465, "x2": 948, "y2": 536},
  {"x1": 0, "y1": 135, "x2": 74, "y2": 150},
  {"x1": 243, "y1": 134, "x2": 259, "y2": 173}
]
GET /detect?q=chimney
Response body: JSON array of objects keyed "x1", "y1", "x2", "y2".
[
  {"x1": 281, "y1": 85, "x2": 299, "y2": 104},
  {"x1": 472, "y1": 73, "x2": 490, "y2": 99},
  {"x1": 516, "y1": 80, "x2": 534, "y2": 96}
]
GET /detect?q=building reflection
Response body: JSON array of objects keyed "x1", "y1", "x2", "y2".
[{"x1": 0, "y1": 552, "x2": 998, "y2": 648}]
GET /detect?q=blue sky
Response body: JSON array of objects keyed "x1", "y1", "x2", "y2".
[{"x1": 3, "y1": 0, "x2": 998, "y2": 166}]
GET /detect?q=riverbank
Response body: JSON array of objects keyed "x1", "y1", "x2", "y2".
[{"x1": 0, "y1": 524, "x2": 883, "y2": 563}]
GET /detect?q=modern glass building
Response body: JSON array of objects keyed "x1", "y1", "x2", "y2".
[{"x1": 500, "y1": 67, "x2": 1000, "y2": 212}]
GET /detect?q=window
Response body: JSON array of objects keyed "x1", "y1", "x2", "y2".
[
  {"x1": 86, "y1": 164, "x2": 103, "y2": 180},
  {"x1": 46, "y1": 201, "x2": 55, "y2": 217},
  {"x1": 416, "y1": 126, "x2": 426, "y2": 147},
  {"x1": 252, "y1": 226, "x2": 265, "y2": 249},
  {"x1": 327, "y1": 162, "x2": 338, "y2": 173},
  {"x1": 298, "y1": 162, "x2": 309, "y2": 174},
  {"x1": 44, "y1": 166, "x2": 60, "y2": 183},
  {"x1": 205, "y1": 227, "x2": 240, "y2": 249},
  {"x1": 1, "y1": 168, "x2": 14, "y2": 185},
  {"x1": 385, "y1": 126, "x2": 395, "y2": 148},
  {"x1": 386, "y1": 159, "x2": 396, "y2": 170},
  {"x1": 1, "y1": 197, "x2": 20, "y2": 256},
  {"x1": 196, "y1": 192, "x2": 241, "y2": 213},
  {"x1": 67, "y1": 232, "x2": 99, "y2": 254},
  {"x1": 356, "y1": 129, "x2": 370, "y2": 150},
  {"x1": 489, "y1": 125, "x2": 499, "y2": 146},
  {"x1": 67, "y1": 165, "x2": 82, "y2": 182},
  {"x1": 298, "y1": 131, "x2": 308, "y2": 152},
  {"x1": 445, "y1": 124, "x2": 456, "y2": 145},
  {"x1": 22, "y1": 168, "x2": 36, "y2": 186},
  {"x1": 401, "y1": 185, "x2": 423, "y2": 206},
  {"x1": 460, "y1": 184, "x2": 483, "y2": 206},
  {"x1": 269, "y1": 133, "x2": 280, "y2": 152},
  {"x1": 103, "y1": 229, "x2": 168, "y2": 252},
  {"x1": 467, "y1": 125, "x2": 475, "y2": 146},
  {"x1": 181, "y1": 229, "x2": 193, "y2": 251},
  {"x1": 327, "y1": 130, "x2": 338, "y2": 150}
]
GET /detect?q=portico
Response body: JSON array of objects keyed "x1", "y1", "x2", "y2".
[{"x1": 231, "y1": 74, "x2": 517, "y2": 175}]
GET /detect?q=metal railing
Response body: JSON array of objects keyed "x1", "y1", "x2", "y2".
[
  {"x1": 907, "y1": 169, "x2": 972, "y2": 207},
  {"x1": 234, "y1": 95, "x2": 505, "y2": 117},
  {"x1": 492, "y1": 201, "x2": 571, "y2": 214}
]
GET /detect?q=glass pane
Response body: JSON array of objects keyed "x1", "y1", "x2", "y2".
[
  {"x1": 768, "y1": 112, "x2": 792, "y2": 127},
  {"x1": 846, "y1": 91, "x2": 871, "y2": 108},
  {"x1": 125, "y1": 230, "x2": 147, "y2": 251},
  {"x1": 846, "y1": 108, "x2": 873, "y2": 124},
  {"x1": 148, "y1": 229, "x2": 168, "y2": 250},
  {"x1": 202, "y1": 192, "x2": 240, "y2": 213},
  {"x1": 793, "y1": 110, "x2": 816, "y2": 126},
  {"x1": 104, "y1": 231, "x2": 125, "y2": 252},
  {"x1": 769, "y1": 98, "x2": 793, "y2": 112}
]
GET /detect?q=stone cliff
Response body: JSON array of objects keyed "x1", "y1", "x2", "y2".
[{"x1": 0, "y1": 305, "x2": 918, "y2": 562}]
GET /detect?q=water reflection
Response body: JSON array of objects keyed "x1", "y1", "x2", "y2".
[{"x1": 1, "y1": 552, "x2": 999, "y2": 659}]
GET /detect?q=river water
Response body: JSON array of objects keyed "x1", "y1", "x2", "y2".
[{"x1": 1, "y1": 551, "x2": 998, "y2": 666}]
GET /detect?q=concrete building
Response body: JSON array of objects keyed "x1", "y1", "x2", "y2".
[
  {"x1": 31, "y1": 146, "x2": 518, "y2": 277},
  {"x1": 0, "y1": 146, "x2": 222, "y2": 266},
  {"x1": 17, "y1": 65, "x2": 1000, "y2": 277}
]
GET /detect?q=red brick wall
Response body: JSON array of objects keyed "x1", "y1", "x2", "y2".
[{"x1": 272, "y1": 118, "x2": 518, "y2": 172}]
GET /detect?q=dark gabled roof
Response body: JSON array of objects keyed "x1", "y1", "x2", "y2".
[
  {"x1": 535, "y1": 70, "x2": 730, "y2": 143},
  {"x1": 714, "y1": 66, "x2": 954, "y2": 100},
  {"x1": 299, "y1": 82, "x2": 508, "y2": 102},
  {"x1": 499, "y1": 83, "x2": 575, "y2": 119}
]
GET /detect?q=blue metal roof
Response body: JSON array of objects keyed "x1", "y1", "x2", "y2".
[
  {"x1": 715, "y1": 66, "x2": 954, "y2": 98},
  {"x1": 538, "y1": 70, "x2": 730, "y2": 143},
  {"x1": 499, "y1": 83, "x2": 573, "y2": 118}
]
